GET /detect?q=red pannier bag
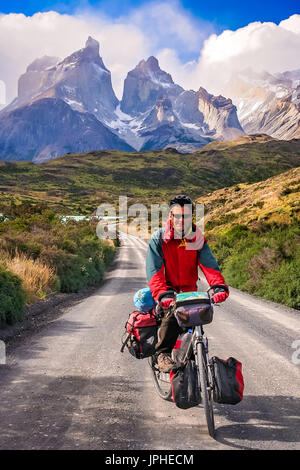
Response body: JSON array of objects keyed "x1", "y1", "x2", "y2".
[
  {"x1": 120, "y1": 309, "x2": 158, "y2": 359},
  {"x1": 210, "y1": 356, "x2": 244, "y2": 405}
]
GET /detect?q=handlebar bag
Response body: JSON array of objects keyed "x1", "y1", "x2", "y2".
[
  {"x1": 121, "y1": 309, "x2": 158, "y2": 359},
  {"x1": 170, "y1": 360, "x2": 201, "y2": 409},
  {"x1": 175, "y1": 305, "x2": 213, "y2": 327},
  {"x1": 174, "y1": 292, "x2": 213, "y2": 327},
  {"x1": 210, "y1": 356, "x2": 244, "y2": 404}
]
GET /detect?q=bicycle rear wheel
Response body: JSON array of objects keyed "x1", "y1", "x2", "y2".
[
  {"x1": 148, "y1": 356, "x2": 172, "y2": 401},
  {"x1": 196, "y1": 342, "x2": 215, "y2": 438}
]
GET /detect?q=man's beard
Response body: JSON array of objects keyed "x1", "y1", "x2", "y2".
[{"x1": 173, "y1": 222, "x2": 192, "y2": 239}]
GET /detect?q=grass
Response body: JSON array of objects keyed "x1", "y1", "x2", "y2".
[
  {"x1": 199, "y1": 167, "x2": 300, "y2": 309},
  {"x1": 0, "y1": 134, "x2": 300, "y2": 215},
  {"x1": 0, "y1": 203, "x2": 118, "y2": 325},
  {"x1": 5, "y1": 251, "x2": 57, "y2": 304}
]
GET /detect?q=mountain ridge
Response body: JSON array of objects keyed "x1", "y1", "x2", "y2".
[
  {"x1": 2, "y1": 37, "x2": 300, "y2": 161},
  {"x1": 0, "y1": 37, "x2": 244, "y2": 160}
]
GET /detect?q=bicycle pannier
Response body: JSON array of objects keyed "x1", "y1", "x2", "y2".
[
  {"x1": 210, "y1": 356, "x2": 244, "y2": 405},
  {"x1": 120, "y1": 309, "x2": 158, "y2": 359},
  {"x1": 170, "y1": 360, "x2": 201, "y2": 409}
]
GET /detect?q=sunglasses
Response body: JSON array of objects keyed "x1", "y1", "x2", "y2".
[{"x1": 171, "y1": 212, "x2": 192, "y2": 220}]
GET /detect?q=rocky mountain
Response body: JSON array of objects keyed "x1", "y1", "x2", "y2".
[
  {"x1": 114, "y1": 56, "x2": 243, "y2": 151},
  {"x1": 0, "y1": 98, "x2": 133, "y2": 162},
  {"x1": 4, "y1": 36, "x2": 119, "y2": 124},
  {"x1": 175, "y1": 88, "x2": 244, "y2": 140},
  {"x1": 120, "y1": 56, "x2": 183, "y2": 115},
  {"x1": 17, "y1": 56, "x2": 60, "y2": 105},
  {"x1": 225, "y1": 69, "x2": 300, "y2": 140},
  {"x1": 136, "y1": 95, "x2": 212, "y2": 151},
  {"x1": 2, "y1": 55, "x2": 60, "y2": 114},
  {"x1": 0, "y1": 37, "x2": 244, "y2": 161}
]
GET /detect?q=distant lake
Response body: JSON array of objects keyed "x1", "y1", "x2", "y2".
[{"x1": 60, "y1": 215, "x2": 126, "y2": 222}]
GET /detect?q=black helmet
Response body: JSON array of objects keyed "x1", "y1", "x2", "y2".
[{"x1": 169, "y1": 194, "x2": 193, "y2": 209}]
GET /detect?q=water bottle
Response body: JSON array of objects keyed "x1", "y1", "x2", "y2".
[{"x1": 172, "y1": 331, "x2": 192, "y2": 365}]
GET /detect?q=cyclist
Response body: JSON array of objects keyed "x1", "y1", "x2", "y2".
[{"x1": 146, "y1": 194, "x2": 229, "y2": 372}]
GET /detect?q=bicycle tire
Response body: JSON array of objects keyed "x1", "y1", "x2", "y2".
[
  {"x1": 196, "y1": 342, "x2": 215, "y2": 438},
  {"x1": 148, "y1": 356, "x2": 173, "y2": 401}
]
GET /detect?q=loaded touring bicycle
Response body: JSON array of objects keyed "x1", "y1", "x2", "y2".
[{"x1": 122, "y1": 288, "x2": 244, "y2": 439}]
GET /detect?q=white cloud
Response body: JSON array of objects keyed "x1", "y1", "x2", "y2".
[
  {"x1": 158, "y1": 15, "x2": 300, "y2": 98},
  {"x1": 125, "y1": 0, "x2": 214, "y2": 53},
  {"x1": 0, "y1": 1, "x2": 213, "y2": 103},
  {"x1": 280, "y1": 14, "x2": 300, "y2": 34},
  {"x1": 0, "y1": 10, "x2": 149, "y2": 102},
  {"x1": 0, "y1": 6, "x2": 300, "y2": 106},
  {"x1": 157, "y1": 48, "x2": 197, "y2": 90},
  {"x1": 190, "y1": 16, "x2": 300, "y2": 96}
]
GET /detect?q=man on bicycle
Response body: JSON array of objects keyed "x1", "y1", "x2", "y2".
[{"x1": 146, "y1": 194, "x2": 229, "y2": 372}]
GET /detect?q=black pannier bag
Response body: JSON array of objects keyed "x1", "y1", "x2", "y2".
[
  {"x1": 210, "y1": 356, "x2": 244, "y2": 405},
  {"x1": 120, "y1": 309, "x2": 158, "y2": 359},
  {"x1": 170, "y1": 361, "x2": 201, "y2": 409}
]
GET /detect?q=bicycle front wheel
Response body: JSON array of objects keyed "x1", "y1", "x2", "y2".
[
  {"x1": 148, "y1": 356, "x2": 172, "y2": 401},
  {"x1": 196, "y1": 342, "x2": 215, "y2": 438}
]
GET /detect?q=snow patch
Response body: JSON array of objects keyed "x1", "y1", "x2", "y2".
[
  {"x1": 103, "y1": 105, "x2": 145, "y2": 150},
  {"x1": 114, "y1": 104, "x2": 133, "y2": 121},
  {"x1": 182, "y1": 122, "x2": 200, "y2": 130},
  {"x1": 64, "y1": 98, "x2": 85, "y2": 111}
]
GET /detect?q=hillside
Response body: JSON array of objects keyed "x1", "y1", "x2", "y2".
[
  {"x1": 0, "y1": 134, "x2": 300, "y2": 215},
  {"x1": 198, "y1": 166, "x2": 300, "y2": 309},
  {"x1": 199, "y1": 165, "x2": 300, "y2": 231}
]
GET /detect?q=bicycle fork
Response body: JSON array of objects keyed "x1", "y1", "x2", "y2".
[{"x1": 193, "y1": 326, "x2": 213, "y2": 394}]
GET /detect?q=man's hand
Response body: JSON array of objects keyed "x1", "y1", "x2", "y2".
[
  {"x1": 159, "y1": 298, "x2": 174, "y2": 309},
  {"x1": 155, "y1": 296, "x2": 174, "y2": 319},
  {"x1": 213, "y1": 291, "x2": 227, "y2": 303},
  {"x1": 212, "y1": 285, "x2": 229, "y2": 304}
]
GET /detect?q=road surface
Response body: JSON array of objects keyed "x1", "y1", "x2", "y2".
[{"x1": 0, "y1": 233, "x2": 299, "y2": 450}]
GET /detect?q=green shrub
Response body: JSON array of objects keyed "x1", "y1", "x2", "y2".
[
  {"x1": 222, "y1": 245, "x2": 259, "y2": 290},
  {"x1": 58, "y1": 255, "x2": 105, "y2": 293},
  {"x1": 257, "y1": 258, "x2": 300, "y2": 309},
  {"x1": 208, "y1": 220, "x2": 300, "y2": 310},
  {"x1": 0, "y1": 264, "x2": 26, "y2": 325},
  {"x1": 101, "y1": 242, "x2": 116, "y2": 266},
  {"x1": 0, "y1": 202, "x2": 117, "y2": 299}
]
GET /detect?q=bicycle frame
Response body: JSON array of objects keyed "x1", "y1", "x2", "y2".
[{"x1": 181, "y1": 325, "x2": 207, "y2": 362}]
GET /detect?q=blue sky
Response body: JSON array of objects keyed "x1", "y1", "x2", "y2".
[{"x1": 0, "y1": 0, "x2": 299, "y2": 32}]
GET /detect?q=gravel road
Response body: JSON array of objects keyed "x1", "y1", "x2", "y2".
[{"x1": 0, "y1": 232, "x2": 299, "y2": 450}]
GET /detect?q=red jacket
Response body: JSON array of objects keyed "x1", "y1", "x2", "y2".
[{"x1": 146, "y1": 218, "x2": 228, "y2": 301}]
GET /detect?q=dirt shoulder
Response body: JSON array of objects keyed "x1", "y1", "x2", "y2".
[{"x1": 0, "y1": 251, "x2": 119, "y2": 351}]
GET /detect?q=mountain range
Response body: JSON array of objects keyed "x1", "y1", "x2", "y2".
[
  {"x1": 0, "y1": 36, "x2": 300, "y2": 162},
  {"x1": 224, "y1": 68, "x2": 300, "y2": 139}
]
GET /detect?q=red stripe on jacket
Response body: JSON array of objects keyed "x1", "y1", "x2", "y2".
[{"x1": 146, "y1": 218, "x2": 228, "y2": 301}]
